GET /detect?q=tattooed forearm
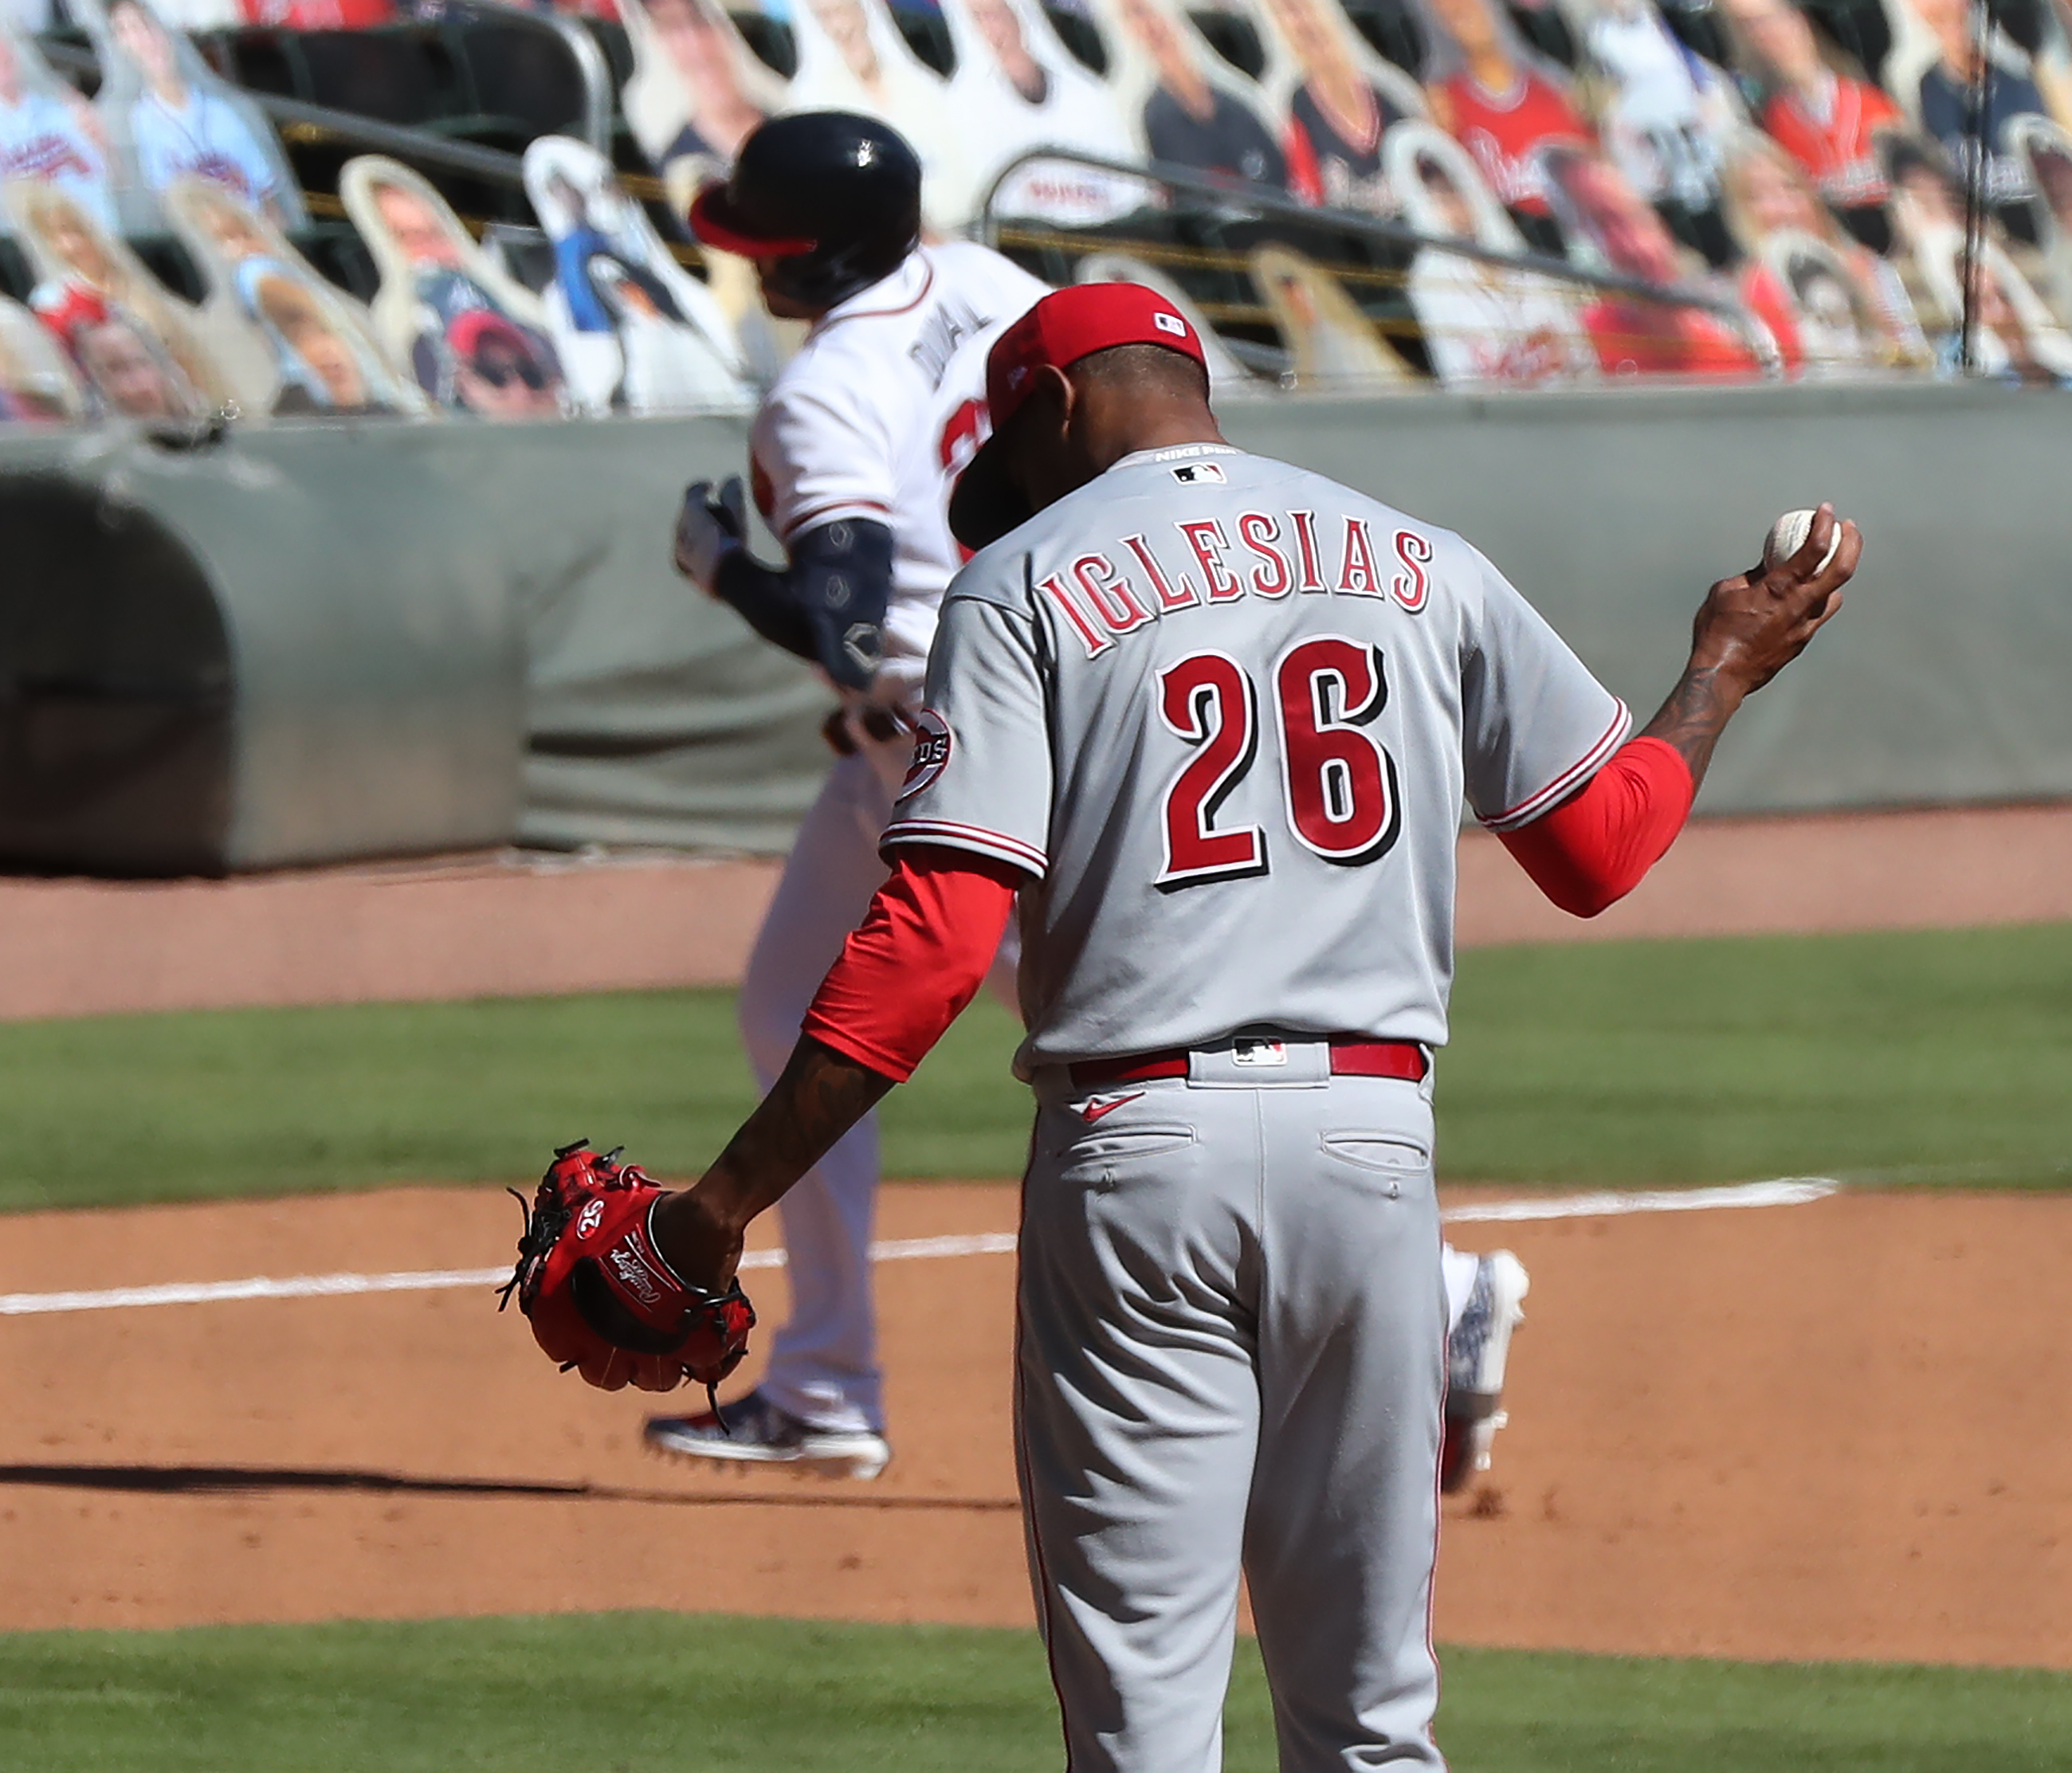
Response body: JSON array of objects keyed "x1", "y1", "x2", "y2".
[
  {"x1": 1639, "y1": 662, "x2": 1744, "y2": 795},
  {"x1": 700, "y1": 1038, "x2": 895, "y2": 1226}
]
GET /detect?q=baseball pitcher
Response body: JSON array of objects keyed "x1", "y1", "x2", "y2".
[{"x1": 514, "y1": 280, "x2": 1856, "y2": 1768}]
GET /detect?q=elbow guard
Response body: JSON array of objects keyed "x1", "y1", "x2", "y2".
[{"x1": 712, "y1": 518, "x2": 895, "y2": 692}]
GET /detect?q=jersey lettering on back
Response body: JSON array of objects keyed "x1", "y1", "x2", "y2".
[{"x1": 884, "y1": 445, "x2": 1629, "y2": 1070}]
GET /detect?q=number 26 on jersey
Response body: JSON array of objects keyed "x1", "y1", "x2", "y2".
[{"x1": 1157, "y1": 636, "x2": 1402, "y2": 890}]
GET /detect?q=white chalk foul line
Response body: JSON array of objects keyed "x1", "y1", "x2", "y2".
[
  {"x1": 1440, "y1": 1177, "x2": 1837, "y2": 1224},
  {"x1": 0, "y1": 1183, "x2": 1831, "y2": 1319}
]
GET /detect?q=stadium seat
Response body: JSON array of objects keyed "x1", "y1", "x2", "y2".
[
  {"x1": 1187, "y1": 9, "x2": 1265, "y2": 80},
  {"x1": 452, "y1": 18, "x2": 589, "y2": 139},
  {"x1": 889, "y1": 6, "x2": 956, "y2": 76},
  {"x1": 1654, "y1": 0, "x2": 1734, "y2": 72},
  {"x1": 728, "y1": 10, "x2": 798, "y2": 78},
  {"x1": 296, "y1": 29, "x2": 458, "y2": 127},
  {"x1": 1045, "y1": 6, "x2": 1109, "y2": 75},
  {"x1": 0, "y1": 237, "x2": 34, "y2": 304},
  {"x1": 583, "y1": 18, "x2": 636, "y2": 100},
  {"x1": 197, "y1": 27, "x2": 300, "y2": 100},
  {"x1": 1796, "y1": 0, "x2": 1892, "y2": 85},
  {"x1": 1340, "y1": 0, "x2": 1425, "y2": 78},
  {"x1": 1503, "y1": 0, "x2": 1577, "y2": 70}
]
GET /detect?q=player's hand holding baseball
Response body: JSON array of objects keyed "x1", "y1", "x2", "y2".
[
  {"x1": 1693, "y1": 502, "x2": 1858, "y2": 698},
  {"x1": 1640, "y1": 501, "x2": 1860, "y2": 782},
  {"x1": 500, "y1": 1140, "x2": 755, "y2": 1398},
  {"x1": 673, "y1": 475, "x2": 748, "y2": 594}
]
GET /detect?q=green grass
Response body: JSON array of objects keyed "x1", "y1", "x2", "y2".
[
  {"x1": 0, "y1": 924, "x2": 2064, "y2": 1211},
  {"x1": 0, "y1": 1614, "x2": 2067, "y2": 1771}
]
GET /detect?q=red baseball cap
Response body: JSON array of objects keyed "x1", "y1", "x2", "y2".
[{"x1": 948, "y1": 282, "x2": 1209, "y2": 552}]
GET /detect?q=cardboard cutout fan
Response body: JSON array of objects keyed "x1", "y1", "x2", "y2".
[
  {"x1": 1228, "y1": 0, "x2": 1428, "y2": 218},
  {"x1": 0, "y1": 291, "x2": 87, "y2": 422},
  {"x1": 1084, "y1": 0, "x2": 1293, "y2": 196},
  {"x1": 523, "y1": 133, "x2": 752, "y2": 414},
  {"x1": 1715, "y1": 128, "x2": 1928, "y2": 368},
  {"x1": 936, "y1": 0, "x2": 1148, "y2": 226},
  {"x1": 1555, "y1": 0, "x2": 1744, "y2": 222},
  {"x1": 77, "y1": 0, "x2": 303, "y2": 234},
  {"x1": 4, "y1": 173, "x2": 233, "y2": 416},
  {"x1": 1387, "y1": 120, "x2": 1596, "y2": 384},
  {"x1": 1407, "y1": 0, "x2": 1592, "y2": 229},
  {"x1": 1250, "y1": 239, "x2": 1419, "y2": 386},
  {"x1": 0, "y1": 20, "x2": 120, "y2": 234},
  {"x1": 343, "y1": 155, "x2": 567, "y2": 420},
  {"x1": 166, "y1": 178, "x2": 426, "y2": 418},
  {"x1": 620, "y1": 0, "x2": 788, "y2": 214}
]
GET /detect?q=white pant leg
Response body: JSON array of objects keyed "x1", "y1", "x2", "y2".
[
  {"x1": 1014, "y1": 1081, "x2": 1261, "y2": 1773},
  {"x1": 738, "y1": 747, "x2": 897, "y2": 1434},
  {"x1": 1246, "y1": 1077, "x2": 1447, "y2": 1773}
]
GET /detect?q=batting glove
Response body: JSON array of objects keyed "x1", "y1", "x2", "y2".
[{"x1": 673, "y1": 476, "x2": 748, "y2": 594}]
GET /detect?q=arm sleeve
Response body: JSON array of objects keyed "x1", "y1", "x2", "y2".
[
  {"x1": 1460, "y1": 547, "x2": 1631, "y2": 832},
  {"x1": 1496, "y1": 736, "x2": 1693, "y2": 917},
  {"x1": 800, "y1": 849, "x2": 1023, "y2": 1084},
  {"x1": 711, "y1": 516, "x2": 895, "y2": 692},
  {"x1": 881, "y1": 587, "x2": 1053, "y2": 878}
]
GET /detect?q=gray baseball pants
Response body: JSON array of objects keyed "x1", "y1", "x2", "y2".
[{"x1": 1017, "y1": 1041, "x2": 1448, "y2": 1773}]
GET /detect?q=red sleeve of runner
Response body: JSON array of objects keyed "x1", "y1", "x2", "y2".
[
  {"x1": 801, "y1": 849, "x2": 1022, "y2": 1083},
  {"x1": 1497, "y1": 737, "x2": 1694, "y2": 918}
]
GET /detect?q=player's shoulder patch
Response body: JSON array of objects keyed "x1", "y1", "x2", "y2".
[{"x1": 896, "y1": 708, "x2": 953, "y2": 802}]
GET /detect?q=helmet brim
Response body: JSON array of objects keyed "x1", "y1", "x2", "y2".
[
  {"x1": 947, "y1": 430, "x2": 1033, "y2": 554},
  {"x1": 688, "y1": 183, "x2": 818, "y2": 258}
]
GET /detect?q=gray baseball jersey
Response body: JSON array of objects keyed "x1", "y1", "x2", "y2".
[{"x1": 883, "y1": 441, "x2": 1629, "y2": 1070}]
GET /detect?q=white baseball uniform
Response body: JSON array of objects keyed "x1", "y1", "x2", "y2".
[
  {"x1": 736, "y1": 240, "x2": 1047, "y2": 1436},
  {"x1": 885, "y1": 441, "x2": 1627, "y2": 1771}
]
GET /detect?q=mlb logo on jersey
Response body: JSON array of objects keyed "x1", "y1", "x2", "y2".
[{"x1": 1171, "y1": 462, "x2": 1226, "y2": 485}]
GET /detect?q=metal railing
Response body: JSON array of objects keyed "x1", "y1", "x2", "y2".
[{"x1": 978, "y1": 145, "x2": 1776, "y2": 357}]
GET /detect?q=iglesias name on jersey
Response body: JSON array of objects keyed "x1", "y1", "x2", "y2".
[
  {"x1": 747, "y1": 241, "x2": 1047, "y2": 710},
  {"x1": 883, "y1": 444, "x2": 1628, "y2": 1069}
]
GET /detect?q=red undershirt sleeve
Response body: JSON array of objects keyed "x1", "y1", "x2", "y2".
[
  {"x1": 1496, "y1": 737, "x2": 1695, "y2": 918},
  {"x1": 801, "y1": 848, "x2": 1024, "y2": 1084}
]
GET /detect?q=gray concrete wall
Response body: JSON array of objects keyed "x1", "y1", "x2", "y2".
[{"x1": 0, "y1": 381, "x2": 2063, "y2": 871}]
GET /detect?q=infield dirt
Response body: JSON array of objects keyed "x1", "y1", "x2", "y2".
[
  {"x1": 2, "y1": 1179, "x2": 2067, "y2": 1669},
  {"x1": 2, "y1": 804, "x2": 2067, "y2": 1669}
]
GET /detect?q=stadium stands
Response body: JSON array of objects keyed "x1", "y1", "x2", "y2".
[{"x1": 3, "y1": 0, "x2": 2070, "y2": 433}]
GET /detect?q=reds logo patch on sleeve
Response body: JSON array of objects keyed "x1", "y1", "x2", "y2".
[{"x1": 896, "y1": 709, "x2": 953, "y2": 802}]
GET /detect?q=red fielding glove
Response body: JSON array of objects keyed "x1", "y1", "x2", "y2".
[{"x1": 500, "y1": 1141, "x2": 755, "y2": 1401}]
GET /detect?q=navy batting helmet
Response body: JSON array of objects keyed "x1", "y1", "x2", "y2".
[{"x1": 689, "y1": 112, "x2": 923, "y2": 311}]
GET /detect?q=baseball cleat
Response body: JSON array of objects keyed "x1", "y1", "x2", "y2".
[
  {"x1": 1441, "y1": 1250, "x2": 1529, "y2": 1494},
  {"x1": 644, "y1": 1388, "x2": 891, "y2": 1480}
]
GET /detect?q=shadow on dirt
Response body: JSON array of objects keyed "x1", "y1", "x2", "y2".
[{"x1": 0, "y1": 1463, "x2": 1018, "y2": 1511}]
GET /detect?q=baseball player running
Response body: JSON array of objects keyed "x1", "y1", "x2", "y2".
[
  {"x1": 520, "y1": 281, "x2": 1854, "y2": 1766},
  {"x1": 652, "y1": 112, "x2": 1049, "y2": 1477},
  {"x1": 653, "y1": 113, "x2": 1532, "y2": 1488}
]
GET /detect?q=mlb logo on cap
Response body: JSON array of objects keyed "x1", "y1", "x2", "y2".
[{"x1": 1154, "y1": 311, "x2": 1187, "y2": 338}]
